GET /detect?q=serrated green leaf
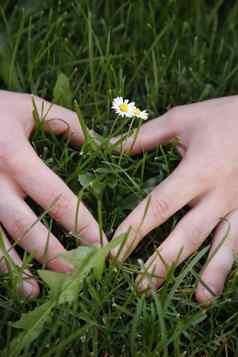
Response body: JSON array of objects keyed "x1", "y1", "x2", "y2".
[
  {"x1": 61, "y1": 236, "x2": 124, "y2": 268},
  {"x1": 12, "y1": 301, "x2": 53, "y2": 330},
  {"x1": 37, "y1": 247, "x2": 98, "y2": 305},
  {"x1": 61, "y1": 236, "x2": 125, "y2": 284},
  {"x1": 8, "y1": 302, "x2": 54, "y2": 357},
  {"x1": 39, "y1": 262, "x2": 95, "y2": 305}
]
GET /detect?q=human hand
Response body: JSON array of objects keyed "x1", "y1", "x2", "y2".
[
  {"x1": 111, "y1": 96, "x2": 238, "y2": 304},
  {"x1": 0, "y1": 90, "x2": 106, "y2": 298}
]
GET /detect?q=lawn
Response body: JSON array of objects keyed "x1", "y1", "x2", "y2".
[{"x1": 1, "y1": 1, "x2": 238, "y2": 356}]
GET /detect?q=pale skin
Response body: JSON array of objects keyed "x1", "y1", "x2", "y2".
[
  {"x1": 0, "y1": 90, "x2": 107, "y2": 298},
  {"x1": 1, "y1": 90, "x2": 238, "y2": 305},
  {"x1": 112, "y1": 95, "x2": 238, "y2": 305}
]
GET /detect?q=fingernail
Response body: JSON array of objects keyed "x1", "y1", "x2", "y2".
[
  {"x1": 110, "y1": 246, "x2": 119, "y2": 258},
  {"x1": 109, "y1": 137, "x2": 121, "y2": 145},
  {"x1": 90, "y1": 235, "x2": 108, "y2": 247},
  {"x1": 136, "y1": 277, "x2": 150, "y2": 292},
  {"x1": 110, "y1": 247, "x2": 127, "y2": 262},
  {"x1": 60, "y1": 262, "x2": 74, "y2": 273},
  {"x1": 18, "y1": 279, "x2": 39, "y2": 298},
  {"x1": 198, "y1": 285, "x2": 220, "y2": 305},
  {"x1": 79, "y1": 230, "x2": 108, "y2": 247}
]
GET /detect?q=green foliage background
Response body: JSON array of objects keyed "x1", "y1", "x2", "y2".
[{"x1": 1, "y1": 1, "x2": 238, "y2": 356}]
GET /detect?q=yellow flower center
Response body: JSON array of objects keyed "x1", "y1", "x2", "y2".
[
  {"x1": 133, "y1": 107, "x2": 141, "y2": 117},
  {"x1": 119, "y1": 103, "x2": 129, "y2": 112}
]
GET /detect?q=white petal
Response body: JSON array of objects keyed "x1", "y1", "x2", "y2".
[
  {"x1": 139, "y1": 110, "x2": 149, "y2": 120},
  {"x1": 119, "y1": 111, "x2": 126, "y2": 117},
  {"x1": 128, "y1": 102, "x2": 135, "y2": 109},
  {"x1": 112, "y1": 97, "x2": 123, "y2": 106}
]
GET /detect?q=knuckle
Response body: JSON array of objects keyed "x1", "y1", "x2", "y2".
[
  {"x1": 178, "y1": 221, "x2": 204, "y2": 251},
  {"x1": 150, "y1": 195, "x2": 170, "y2": 222},
  {"x1": 0, "y1": 140, "x2": 17, "y2": 168},
  {"x1": 189, "y1": 227, "x2": 203, "y2": 250},
  {"x1": 0, "y1": 128, "x2": 25, "y2": 172},
  {"x1": 78, "y1": 220, "x2": 93, "y2": 235},
  {"x1": 189, "y1": 222, "x2": 204, "y2": 240},
  {"x1": 10, "y1": 215, "x2": 30, "y2": 239},
  {"x1": 49, "y1": 195, "x2": 71, "y2": 222},
  {"x1": 216, "y1": 261, "x2": 231, "y2": 276}
]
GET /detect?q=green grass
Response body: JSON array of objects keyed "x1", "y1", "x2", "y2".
[{"x1": 1, "y1": 0, "x2": 238, "y2": 356}]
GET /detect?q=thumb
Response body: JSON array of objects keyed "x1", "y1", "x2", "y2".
[{"x1": 111, "y1": 109, "x2": 180, "y2": 155}]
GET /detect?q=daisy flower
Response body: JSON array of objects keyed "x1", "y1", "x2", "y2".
[
  {"x1": 133, "y1": 106, "x2": 149, "y2": 120},
  {"x1": 112, "y1": 96, "x2": 135, "y2": 118}
]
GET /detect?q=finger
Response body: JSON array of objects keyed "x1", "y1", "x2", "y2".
[
  {"x1": 176, "y1": 143, "x2": 186, "y2": 157},
  {"x1": 0, "y1": 226, "x2": 39, "y2": 298},
  {"x1": 5, "y1": 140, "x2": 107, "y2": 246},
  {"x1": 0, "y1": 189, "x2": 72, "y2": 272},
  {"x1": 39, "y1": 99, "x2": 84, "y2": 145},
  {"x1": 16, "y1": 92, "x2": 85, "y2": 145},
  {"x1": 111, "y1": 159, "x2": 204, "y2": 260},
  {"x1": 111, "y1": 110, "x2": 181, "y2": 155},
  {"x1": 195, "y1": 209, "x2": 238, "y2": 305},
  {"x1": 135, "y1": 192, "x2": 227, "y2": 292}
]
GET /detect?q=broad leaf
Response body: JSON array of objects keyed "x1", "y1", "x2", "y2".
[
  {"x1": 9, "y1": 302, "x2": 54, "y2": 357},
  {"x1": 12, "y1": 302, "x2": 53, "y2": 330},
  {"x1": 38, "y1": 247, "x2": 99, "y2": 305},
  {"x1": 8, "y1": 237, "x2": 125, "y2": 355},
  {"x1": 38, "y1": 270, "x2": 68, "y2": 293},
  {"x1": 92, "y1": 235, "x2": 126, "y2": 280}
]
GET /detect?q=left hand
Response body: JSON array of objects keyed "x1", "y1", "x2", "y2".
[
  {"x1": 0, "y1": 90, "x2": 107, "y2": 298},
  {"x1": 111, "y1": 96, "x2": 238, "y2": 305}
]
